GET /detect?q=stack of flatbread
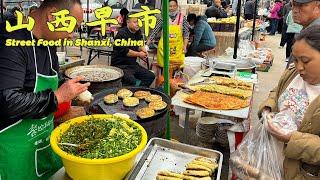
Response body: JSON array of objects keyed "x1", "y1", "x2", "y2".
[
  {"x1": 156, "y1": 157, "x2": 218, "y2": 180},
  {"x1": 185, "y1": 76, "x2": 253, "y2": 110},
  {"x1": 209, "y1": 76, "x2": 253, "y2": 91},
  {"x1": 184, "y1": 91, "x2": 250, "y2": 110}
]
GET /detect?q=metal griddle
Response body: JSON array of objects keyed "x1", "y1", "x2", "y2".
[{"x1": 87, "y1": 87, "x2": 171, "y2": 122}]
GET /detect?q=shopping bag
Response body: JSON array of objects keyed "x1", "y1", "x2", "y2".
[{"x1": 230, "y1": 115, "x2": 284, "y2": 180}]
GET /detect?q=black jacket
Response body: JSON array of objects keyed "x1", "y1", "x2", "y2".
[
  {"x1": 205, "y1": 5, "x2": 228, "y2": 19},
  {"x1": 0, "y1": 18, "x2": 59, "y2": 130}
]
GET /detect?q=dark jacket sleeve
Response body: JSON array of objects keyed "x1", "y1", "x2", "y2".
[
  {"x1": 0, "y1": 88, "x2": 58, "y2": 121},
  {"x1": 0, "y1": 46, "x2": 58, "y2": 123},
  {"x1": 217, "y1": 8, "x2": 228, "y2": 18}
]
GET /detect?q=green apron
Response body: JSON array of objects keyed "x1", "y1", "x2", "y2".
[{"x1": 0, "y1": 32, "x2": 62, "y2": 180}]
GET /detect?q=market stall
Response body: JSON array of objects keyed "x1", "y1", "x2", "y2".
[
  {"x1": 172, "y1": 64, "x2": 255, "y2": 151},
  {"x1": 207, "y1": 17, "x2": 261, "y2": 57}
]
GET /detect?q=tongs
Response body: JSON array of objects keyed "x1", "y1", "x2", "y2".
[
  {"x1": 59, "y1": 143, "x2": 80, "y2": 147},
  {"x1": 178, "y1": 84, "x2": 195, "y2": 94},
  {"x1": 189, "y1": 78, "x2": 214, "y2": 86},
  {"x1": 59, "y1": 142, "x2": 91, "y2": 150}
]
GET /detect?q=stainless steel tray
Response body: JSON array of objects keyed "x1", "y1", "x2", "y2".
[{"x1": 126, "y1": 138, "x2": 223, "y2": 180}]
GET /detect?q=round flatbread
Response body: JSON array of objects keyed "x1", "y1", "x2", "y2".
[
  {"x1": 117, "y1": 89, "x2": 133, "y2": 99},
  {"x1": 104, "y1": 94, "x2": 118, "y2": 104},
  {"x1": 123, "y1": 97, "x2": 139, "y2": 107},
  {"x1": 134, "y1": 91, "x2": 151, "y2": 100},
  {"x1": 145, "y1": 94, "x2": 162, "y2": 103},
  {"x1": 136, "y1": 107, "x2": 155, "y2": 119},
  {"x1": 148, "y1": 100, "x2": 167, "y2": 111}
]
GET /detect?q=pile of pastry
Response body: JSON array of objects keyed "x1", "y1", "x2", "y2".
[
  {"x1": 157, "y1": 157, "x2": 218, "y2": 180},
  {"x1": 103, "y1": 89, "x2": 167, "y2": 119}
]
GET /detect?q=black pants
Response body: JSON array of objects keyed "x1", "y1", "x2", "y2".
[
  {"x1": 187, "y1": 43, "x2": 215, "y2": 56},
  {"x1": 277, "y1": 19, "x2": 283, "y2": 34},
  {"x1": 116, "y1": 64, "x2": 155, "y2": 87},
  {"x1": 286, "y1": 33, "x2": 295, "y2": 58},
  {"x1": 244, "y1": 14, "x2": 254, "y2": 20},
  {"x1": 280, "y1": 23, "x2": 287, "y2": 47},
  {"x1": 270, "y1": 19, "x2": 279, "y2": 35}
]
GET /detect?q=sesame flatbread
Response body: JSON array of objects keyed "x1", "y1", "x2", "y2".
[
  {"x1": 145, "y1": 94, "x2": 162, "y2": 103},
  {"x1": 117, "y1": 89, "x2": 133, "y2": 99},
  {"x1": 123, "y1": 97, "x2": 139, "y2": 107},
  {"x1": 136, "y1": 107, "x2": 155, "y2": 119},
  {"x1": 148, "y1": 100, "x2": 167, "y2": 111},
  {"x1": 103, "y1": 94, "x2": 118, "y2": 104},
  {"x1": 134, "y1": 91, "x2": 151, "y2": 99}
]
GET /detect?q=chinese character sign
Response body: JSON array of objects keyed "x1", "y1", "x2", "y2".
[
  {"x1": 5, "y1": 6, "x2": 160, "y2": 38},
  {"x1": 47, "y1": 10, "x2": 77, "y2": 33},
  {"x1": 6, "y1": 11, "x2": 35, "y2": 32},
  {"x1": 129, "y1": 6, "x2": 160, "y2": 37},
  {"x1": 86, "y1": 6, "x2": 118, "y2": 36}
]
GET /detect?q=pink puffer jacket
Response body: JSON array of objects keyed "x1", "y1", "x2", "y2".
[{"x1": 269, "y1": 2, "x2": 283, "y2": 19}]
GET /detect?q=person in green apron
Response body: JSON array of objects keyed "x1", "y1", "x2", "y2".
[
  {"x1": 147, "y1": 0, "x2": 190, "y2": 67},
  {"x1": 0, "y1": 0, "x2": 88, "y2": 179}
]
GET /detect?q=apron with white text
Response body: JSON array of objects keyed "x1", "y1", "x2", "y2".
[{"x1": 0, "y1": 33, "x2": 62, "y2": 180}]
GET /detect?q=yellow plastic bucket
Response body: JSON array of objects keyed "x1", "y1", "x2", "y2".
[{"x1": 50, "y1": 114, "x2": 148, "y2": 180}]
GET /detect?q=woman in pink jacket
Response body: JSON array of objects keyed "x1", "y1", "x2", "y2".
[{"x1": 269, "y1": 0, "x2": 283, "y2": 35}]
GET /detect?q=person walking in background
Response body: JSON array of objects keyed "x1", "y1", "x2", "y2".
[
  {"x1": 279, "y1": 1, "x2": 292, "y2": 48},
  {"x1": 244, "y1": 0, "x2": 255, "y2": 20},
  {"x1": 285, "y1": 10, "x2": 302, "y2": 61},
  {"x1": 286, "y1": 0, "x2": 320, "y2": 68},
  {"x1": 269, "y1": 0, "x2": 283, "y2": 35}
]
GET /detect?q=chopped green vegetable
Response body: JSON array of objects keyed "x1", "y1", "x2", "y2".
[{"x1": 59, "y1": 117, "x2": 142, "y2": 159}]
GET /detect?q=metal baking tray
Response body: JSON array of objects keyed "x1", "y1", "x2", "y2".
[{"x1": 126, "y1": 138, "x2": 223, "y2": 180}]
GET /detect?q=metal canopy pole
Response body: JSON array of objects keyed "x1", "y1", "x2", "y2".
[
  {"x1": 1, "y1": 0, "x2": 4, "y2": 21},
  {"x1": 251, "y1": 0, "x2": 258, "y2": 41},
  {"x1": 86, "y1": 0, "x2": 89, "y2": 37},
  {"x1": 233, "y1": 0, "x2": 242, "y2": 59},
  {"x1": 163, "y1": 0, "x2": 171, "y2": 140}
]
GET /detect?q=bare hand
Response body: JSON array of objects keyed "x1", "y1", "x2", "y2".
[
  {"x1": 183, "y1": 46, "x2": 188, "y2": 54},
  {"x1": 138, "y1": 51, "x2": 148, "y2": 60},
  {"x1": 55, "y1": 76, "x2": 90, "y2": 104},
  {"x1": 267, "y1": 117, "x2": 293, "y2": 143}
]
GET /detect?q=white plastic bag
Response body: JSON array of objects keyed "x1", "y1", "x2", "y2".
[
  {"x1": 271, "y1": 111, "x2": 298, "y2": 135},
  {"x1": 230, "y1": 116, "x2": 284, "y2": 180}
]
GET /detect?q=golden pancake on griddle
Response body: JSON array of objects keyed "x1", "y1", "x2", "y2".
[
  {"x1": 103, "y1": 94, "x2": 118, "y2": 104},
  {"x1": 148, "y1": 100, "x2": 167, "y2": 111},
  {"x1": 117, "y1": 89, "x2": 133, "y2": 99},
  {"x1": 136, "y1": 107, "x2": 155, "y2": 119},
  {"x1": 134, "y1": 90, "x2": 151, "y2": 100},
  {"x1": 123, "y1": 97, "x2": 139, "y2": 107},
  {"x1": 145, "y1": 94, "x2": 162, "y2": 103}
]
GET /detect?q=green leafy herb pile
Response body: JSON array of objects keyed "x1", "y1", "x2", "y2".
[{"x1": 59, "y1": 117, "x2": 142, "y2": 159}]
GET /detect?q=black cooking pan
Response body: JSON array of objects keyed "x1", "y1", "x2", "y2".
[
  {"x1": 86, "y1": 87, "x2": 171, "y2": 122},
  {"x1": 64, "y1": 65, "x2": 124, "y2": 94}
]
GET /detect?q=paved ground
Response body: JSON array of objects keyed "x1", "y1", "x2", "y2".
[{"x1": 65, "y1": 33, "x2": 287, "y2": 179}]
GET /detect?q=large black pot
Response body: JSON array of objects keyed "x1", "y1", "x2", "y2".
[
  {"x1": 64, "y1": 65, "x2": 124, "y2": 94},
  {"x1": 86, "y1": 87, "x2": 171, "y2": 139}
]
